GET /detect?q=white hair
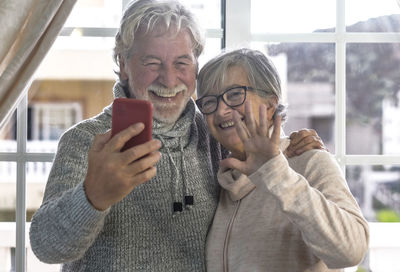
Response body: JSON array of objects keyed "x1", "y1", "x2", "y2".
[{"x1": 113, "y1": 0, "x2": 205, "y2": 84}]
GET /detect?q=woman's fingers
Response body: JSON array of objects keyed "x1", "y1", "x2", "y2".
[
  {"x1": 219, "y1": 157, "x2": 246, "y2": 173},
  {"x1": 258, "y1": 104, "x2": 269, "y2": 136},
  {"x1": 244, "y1": 100, "x2": 257, "y2": 136},
  {"x1": 233, "y1": 111, "x2": 250, "y2": 141},
  {"x1": 271, "y1": 114, "x2": 282, "y2": 143}
]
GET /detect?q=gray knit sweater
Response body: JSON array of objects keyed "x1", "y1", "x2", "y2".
[{"x1": 29, "y1": 83, "x2": 224, "y2": 271}]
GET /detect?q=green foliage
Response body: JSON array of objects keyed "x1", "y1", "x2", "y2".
[
  {"x1": 356, "y1": 267, "x2": 367, "y2": 272},
  {"x1": 376, "y1": 209, "x2": 400, "y2": 222}
]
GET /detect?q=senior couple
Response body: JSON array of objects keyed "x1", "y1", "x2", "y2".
[{"x1": 29, "y1": 0, "x2": 369, "y2": 271}]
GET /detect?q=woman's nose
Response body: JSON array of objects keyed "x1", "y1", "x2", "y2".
[{"x1": 214, "y1": 98, "x2": 232, "y2": 116}]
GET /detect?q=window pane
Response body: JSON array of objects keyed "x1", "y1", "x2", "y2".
[
  {"x1": 346, "y1": 165, "x2": 400, "y2": 272},
  {"x1": 346, "y1": 165, "x2": 400, "y2": 222},
  {"x1": 251, "y1": 0, "x2": 336, "y2": 33},
  {"x1": 36, "y1": 36, "x2": 117, "y2": 77},
  {"x1": 181, "y1": 0, "x2": 221, "y2": 29},
  {"x1": 199, "y1": 38, "x2": 223, "y2": 72},
  {"x1": 0, "y1": 110, "x2": 17, "y2": 153},
  {"x1": 28, "y1": 36, "x2": 116, "y2": 152},
  {"x1": 252, "y1": 42, "x2": 335, "y2": 152},
  {"x1": 0, "y1": 162, "x2": 16, "y2": 271},
  {"x1": 64, "y1": 0, "x2": 123, "y2": 28},
  {"x1": 0, "y1": 162, "x2": 16, "y2": 222},
  {"x1": 64, "y1": 0, "x2": 222, "y2": 32},
  {"x1": 346, "y1": 43, "x2": 400, "y2": 155},
  {"x1": 346, "y1": 0, "x2": 400, "y2": 32}
]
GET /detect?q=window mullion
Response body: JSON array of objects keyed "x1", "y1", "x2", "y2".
[
  {"x1": 335, "y1": 0, "x2": 346, "y2": 171},
  {"x1": 16, "y1": 94, "x2": 27, "y2": 272},
  {"x1": 345, "y1": 155, "x2": 400, "y2": 165}
]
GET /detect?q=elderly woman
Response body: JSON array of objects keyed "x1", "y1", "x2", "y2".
[{"x1": 196, "y1": 48, "x2": 369, "y2": 272}]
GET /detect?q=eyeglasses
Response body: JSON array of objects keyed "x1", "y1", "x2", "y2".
[{"x1": 196, "y1": 86, "x2": 261, "y2": 115}]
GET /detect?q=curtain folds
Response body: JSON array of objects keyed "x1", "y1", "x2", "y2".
[{"x1": 0, "y1": 0, "x2": 77, "y2": 128}]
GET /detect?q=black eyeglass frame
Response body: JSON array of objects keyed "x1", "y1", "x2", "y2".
[{"x1": 196, "y1": 85, "x2": 264, "y2": 115}]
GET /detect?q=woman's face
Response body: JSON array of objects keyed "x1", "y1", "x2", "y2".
[{"x1": 205, "y1": 65, "x2": 276, "y2": 158}]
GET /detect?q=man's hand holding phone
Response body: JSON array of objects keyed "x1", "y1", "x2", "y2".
[{"x1": 83, "y1": 99, "x2": 161, "y2": 211}]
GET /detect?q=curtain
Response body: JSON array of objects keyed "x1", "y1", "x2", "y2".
[{"x1": 0, "y1": 0, "x2": 77, "y2": 129}]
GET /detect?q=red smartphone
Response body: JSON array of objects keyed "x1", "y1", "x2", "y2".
[{"x1": 111, "y1": 98, "x2": 153, "y2": 151}]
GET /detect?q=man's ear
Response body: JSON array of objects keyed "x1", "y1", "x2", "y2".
[{"x1": 119, "y1": 55, "x2": 129, "y2": 80}]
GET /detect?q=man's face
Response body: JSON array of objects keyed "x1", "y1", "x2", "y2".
[{"x1": 120, "y1": 26, "x2": 197, "y2": 125}]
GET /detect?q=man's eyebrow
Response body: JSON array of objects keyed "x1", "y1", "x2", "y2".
[
  {"x1": 140, "y1": 55, "x2": 193, "y2": 62},
  {"x1": 176, "y1": 55, "x2": 194, "y2": 61},
  {"x1": 141, "y1": 55, "x2": 161, "y2": 62}
]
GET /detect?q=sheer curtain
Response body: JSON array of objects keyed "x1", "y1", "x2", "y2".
[{"x1": 0, "y1": 0, "x2": 77, "y2": 128}]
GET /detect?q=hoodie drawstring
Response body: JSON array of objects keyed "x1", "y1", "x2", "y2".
[
  {"x1": 180, "y1": 137, "x2": 193, "y2": 210},
  {"x1": 156, "y1": 135, "x2": 193, "y2": 216}
]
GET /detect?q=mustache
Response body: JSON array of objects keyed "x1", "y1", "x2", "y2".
[{"x1": 147, "y1": 83, "x2": 188, "y2": 95}]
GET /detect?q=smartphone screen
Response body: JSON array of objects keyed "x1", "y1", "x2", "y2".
[{"x1": 111, "y1": 98, "x2": 153, "y2": 151}]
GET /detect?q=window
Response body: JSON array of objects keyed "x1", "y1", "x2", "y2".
[
  {"x1": 226, "y1": 0, "x2": 400, "y2": 270},
  {"x1": 28, "y1": 103, "x2": 82, "y2": 141},
  {"x1": 1, "y1": 0, "x2": 399, "y2": 271},
  {"x1": 0, "y1": 0, "x2": 223, "y2": 271}
]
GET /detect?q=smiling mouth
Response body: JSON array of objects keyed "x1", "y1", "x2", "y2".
[
  {"x1": 150, "y1": 90, "x2": 182, "y2": 99},
  {"x1": 219, "y1": 118, "x2": 244, "y2": 129},
  {"x1": 151, "y1": 91, "x2": 180, "y2": 98},
  {"x1": 220, "y1": 120, "x2": 235, "y2": 129}
]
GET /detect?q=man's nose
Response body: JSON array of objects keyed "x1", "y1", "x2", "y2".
[{"x1": 159, "y1": 65, "x2": 178, "y2": 88}]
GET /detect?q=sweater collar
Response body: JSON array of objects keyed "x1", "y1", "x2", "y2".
[{"x1": 217, "y1": 136, "x2": 290, "y2": 201}]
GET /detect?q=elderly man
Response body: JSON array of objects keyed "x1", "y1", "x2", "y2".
[{"x1": 29, "y1": 0, "x2": 325, "y2": 271}]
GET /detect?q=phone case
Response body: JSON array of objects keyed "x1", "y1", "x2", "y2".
[{"x1": 111, "y1": 98, "x2": 153, "y2": 151}]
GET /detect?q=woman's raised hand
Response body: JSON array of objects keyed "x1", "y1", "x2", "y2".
[{"x1": 219, "y1": 100, "x2": 281, "y2": 176}]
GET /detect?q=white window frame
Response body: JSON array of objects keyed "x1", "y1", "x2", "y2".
[
  {"x1": 1, "y1": 0, "x2": 400, "y2": 271},
  {"x1": 226, "y1": 0, "x2": 400, "y2": 167}
]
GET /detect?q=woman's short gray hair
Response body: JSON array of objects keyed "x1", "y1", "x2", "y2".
[
  {"x1": 114, "y1": 0, "x2": 205, "y2": 82},
  {"x1": 197, "y1": 48, "x2": 287, "y2": 122}
]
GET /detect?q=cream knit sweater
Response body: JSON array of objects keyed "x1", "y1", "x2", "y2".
[{"x1": 206, "y1": 139, "x2": 369, "y2": 272}]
